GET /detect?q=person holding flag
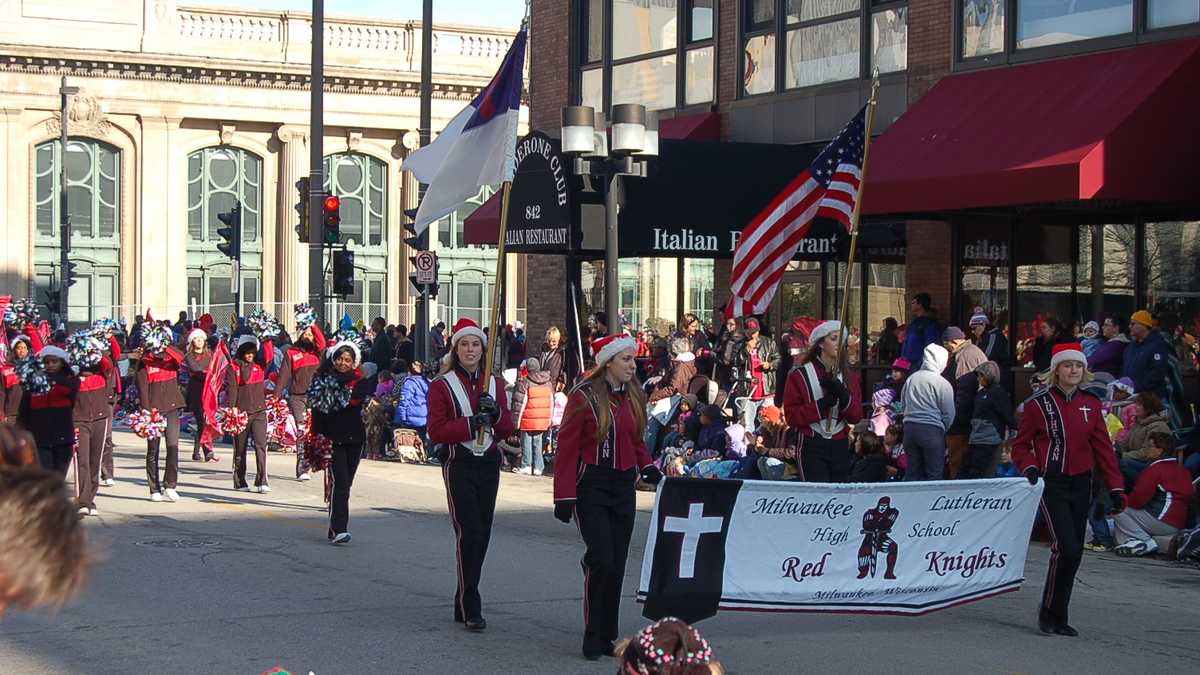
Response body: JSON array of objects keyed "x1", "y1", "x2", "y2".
[
  {"x1": 184, "y1": 326, "x2": 217, "y2": 463},
  {"x1": 783, "y1": 321, "x2": 863, "y2": 482},
  {"x1": 552, "y1": 333, "x2": 661, "y2": 660},
  {"x1": 276, "y1": 305, "x2": 326, "y2": 481},
  {"x1": 427, "y1": 318, "x2": 514, "y2": 632}
]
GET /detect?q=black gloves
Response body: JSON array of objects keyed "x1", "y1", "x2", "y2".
[
  {"x1": 819, "y1": 378, "x2": 849, "y2": 409},
  {"x1": 554, "y1": 500, "x2": 575, "y2": 523},
  {"x1": 1108, "y1": 490, "x2": 1127, "y2": 515},
  {"x1": 477, "y1": 393, "x2": 501, "y2": 424},
  {"x1": 468, "y1": 413, "x2": 493, "y2": 435},
  {"x1": 1023, "y1": 466, "x2": 1040, "y2": 485},
  {"x1": 640, "y1": 465, "x2": 664, "y2": 486}
]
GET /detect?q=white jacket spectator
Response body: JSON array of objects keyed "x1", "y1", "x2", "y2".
[{"x1": 902, "y1": 343, "x2": 954, "y2": 431}]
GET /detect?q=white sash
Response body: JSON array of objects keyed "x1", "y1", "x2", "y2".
[
  {"x1": 803, "y1": 362, "x2": 846, "y2": 439},
  {"x1": 440, "y1": 372, "x2": 498, "y2": 456}
]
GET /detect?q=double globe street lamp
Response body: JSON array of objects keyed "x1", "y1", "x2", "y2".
[{"x1": 560, "y1": 103, "x2": 658, "y2": 334}]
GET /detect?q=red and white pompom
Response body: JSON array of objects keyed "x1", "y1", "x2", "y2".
[
  {"x1": 265, "y1": 396, "x2": 291, "y2": 428},
  {"x1": 302, "y1": 431, "x2": 333, "y2": 472},
  {"x1": 129, "y1": 408, "x2": 167, "y2": 440},
  {"x1": 215, "y1": 406, "x2": 249, "y2": 436}
]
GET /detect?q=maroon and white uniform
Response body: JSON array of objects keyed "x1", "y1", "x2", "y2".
[{"x1": 857, "y1": 497, "x2": 898, "y2": 579}]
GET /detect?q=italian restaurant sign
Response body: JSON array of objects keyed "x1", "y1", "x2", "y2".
[{"x1": 504, "y1": 131, "x2": 575, "y2": 252}]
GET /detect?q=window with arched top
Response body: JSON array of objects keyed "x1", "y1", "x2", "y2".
[
  {"x1": 33, "y1": 139, "x2": 122, "y2": 325},
  {"x1": 185, "y1": 147, "x2": 264, "y2": 315},
  {"x1": 323, "y1": 153, "x2": 387, "y2": 248}
]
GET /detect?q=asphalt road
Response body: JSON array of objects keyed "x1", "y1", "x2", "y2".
[{"x1": 2, "y1": 430, "x2": 1197, "y2": 674}]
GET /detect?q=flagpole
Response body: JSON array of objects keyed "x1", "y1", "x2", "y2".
[{"x1": 833, "y1": 72, "x2": 881, "y2": 380}]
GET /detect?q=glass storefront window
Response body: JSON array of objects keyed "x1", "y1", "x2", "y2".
[
  {"x1": 685, "y1": 46, "x2": 714, "y2": 104},
  {"x1": 962, "y1": 0, "x2": 1005, "y2": 58},
  {"x1": 1148, "y1": 0, "x2": 1200, "y2": 29},
  {"x1": 744, "y1": 33, "x2": 776, "y2": 95},
  {"x1": 785, "y1": 18, "x2": 861, "y2": 89},
  {"x1": 872, "y1": 8, "x2": 908, "y2": 73},
  {"x1": 960, "y1": 223, "x2": 1012, "y2": 338},
  {"x1": 612, "y1": 55, "x2": 678, "y2": 111},
  {"x1": 685, "y1": 258, "x2": 714, "y2": 326},
  {"x1": 865, "y1": 262, "x2": 907, "y2": 365},
  {"x1": 1145, "y1": 222, "x2": 1200, "y2": 369},
  {"x1": 1016, "y1": 0, "x2": 1133, "y2": 50},
  {"x1": 613, "y1": 0, "x2": 678, "y2": 60},
  {"x1": 824, "y1": 262, "x2": 863, "y2": 365},
  {"x1": 1075, "y1": 223, "x2": 1136, "y2": 323},
  {"x1": 1014, "y1": 224, "x2": 1073, "y2": 364}
]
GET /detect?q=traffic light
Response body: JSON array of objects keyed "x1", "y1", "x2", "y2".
[
  {"x1": 65, "y1": 261, "x2": 79, "y2": 288},
  {"x1": 216, "y1": 202, "x2": 242, "y2": 260},
  {"x1": 322, "y1": 195, "x2": 341, "y2": 244},
  {"x1": 332, "y1": 250, "x2": 355, "y2": 296},
  {"x1": 403, "y1": 208, "x2": 429, "y2": 251},
  {"x1": 294, "y1": 177, "x2": 310, "y2": 243}
]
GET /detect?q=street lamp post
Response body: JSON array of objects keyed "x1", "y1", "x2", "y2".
[{"x1": 560, "y1": 104, "x2": 658, "y2": 335}]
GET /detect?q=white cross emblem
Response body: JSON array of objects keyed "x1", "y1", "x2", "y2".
[
  {"x1": 1079, "y1": 405, "x2": 1092, "y2": 422},
  {"x1": 663, "y1": 503, "x2": 725, "y2": 579}
]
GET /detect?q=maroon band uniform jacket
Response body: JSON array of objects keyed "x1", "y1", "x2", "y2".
[
  {"x1": 553, "y1": 380, "x2": 654, "y2": 503},
  {"x1": 1013, "y1": 386, "x2": 1122, "y2": 490},
  {"x1": 427, "y1": 367, "x2": 514, "y2": 463}
]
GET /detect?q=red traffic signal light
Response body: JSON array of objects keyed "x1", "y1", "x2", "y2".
[
  {"x1": 322, "y1": 194, "x2": 341, "y2": 244},
  {"x1": 323, "y1": 195, "x2": 340, "y2": 212}
]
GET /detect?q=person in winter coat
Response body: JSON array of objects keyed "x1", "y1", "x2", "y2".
[
  {"x1": 754, "y1": 405, "x2": 795, "y2": 480},
  {"x1": 648, "y1": 338, "x2": 697, "y2": 404},
  {"x1": 943, "y1": 327, "x2": 989, "y2": 478},
  {"x1": 1031, "y1": 317, "x2": 1071, "y2": 371},
  {"x1": 136, "y1": 335, "x2": 186, "y2": 501},
  {"x1": 227, "y1": 335, "x2": 273, "y2": 493},
  {"x1": 960, "y1": 361, "x2": 1018, "y2": 479},
  {"x1": 849, "y1": 429, "x2": 889, "y2": 483},
  {"x1": 969, "y1": 308, "x2": 1010, "y2": 370},
  {"x1": 539, "y1": 326, "x2": 567, "y2": 391},
  {"x1": 1013, "y1": 343, "x2": 1125, "y2": 637},
  {"x1": 72, "y1": 338, "x2": 116, "y2": 516},
  {"x1": 1112, "y1": 432, "x2": 1196, "y2": 557},
  {"x1": 427, "y1": 317, "x2": 515, "y2": 632},
  {"x1": 712, "y1": 317, "x2": 740, "y2": 390},
  {"x1": 183, "y1": 328, "x2": 217, "y2": 463},
  {"x1": 509, "y1": 357, "x2": 553, "y2": 475},
  {"x1": 783, "y1": 321, "x2": 863, "y2": 482},
  {"x1": 901, "y1": 293, "x2": 942, "y2": 370},
  {"x1": 276, "y1": 321, "x2": 327, "y2": 481},
  {"x1": 875, "y1": 317, "x2": 902, "y2": 367},
  {"x1": 1079, "y1": 321, "x2": 1102, "y2": 358},
  {"x1": 1122, "y1": 310, "x2": 1173, "y2": 400},
  {"x1": 901, "y1": 343, "x2": 955, "y2": 481},
  {"x1": 310, "y1": 340, "x2": 375, "y2": 545},
  {"x1": 552, "y1": 333, "x2": 660, "y2": 660},
  {"x1": 1, "y1": 353, "x2": 22, "y2": 426},
  {"x1": 1087, "y1": 315, "x2": 1130, "y2": 377},
  {"x1": 693, "y1": 405, "x2": 729, "y2": 460},
  {"x1": 735, "y1": 318, "x2": 781, "y2": 432},
  {"x1": 393, "y1": 360, "x2": 431, "y2": 432},
  {"x1": 21, "y1": 346, "x2": 79, "y2": 477},
  {"x1": 1116, "y1": 392, "x2": 1172, "y2": 488}
]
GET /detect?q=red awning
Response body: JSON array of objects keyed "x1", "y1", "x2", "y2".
[
  {"x1": 463, "y1": 112, "x2": 722, "y2": 245},
  {"x1": 863, "y1": 37, "x2": 1200, "y2": 216}
]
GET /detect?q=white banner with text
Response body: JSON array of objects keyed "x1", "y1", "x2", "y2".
[{"x1": 637, "y1": 477, "x2": 1043, "y2": 621}]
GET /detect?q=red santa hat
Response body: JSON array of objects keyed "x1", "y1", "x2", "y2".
[
  {"x1": 592, "y1": 333, "x2": 638, "y2": 369},
  {"x1": 1050, "y1": 342, "x2": 1086, "y2": 371},
  {"x1": 450, "y1": 317, "x2": 487, "y2": 349}
]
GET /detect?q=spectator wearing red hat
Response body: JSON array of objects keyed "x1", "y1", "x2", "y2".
[
  {"x1": 427, "y1": 317, "x2": 515, "y2": 632},
  {"x1": 1013, "y1": 342, "x2": 1124, "y2": 637},
  {"x1": 553, "y1": 332, "x2": 661, "y2": 660}
]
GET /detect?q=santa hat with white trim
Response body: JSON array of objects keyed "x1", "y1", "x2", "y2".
[
  {"x1": 1050, "y1": 342, "x2": 1087, "y2": 371},
  {"x1": 591, "y1": 333, "x2": 637, "y2": 369},
  {"x1": 450, "y1": 317, "x2": 487, "y2": 349},
  {"x1": 38, "y1": 345, "x2": 70, "y2": 364},
  {"x1": 187, "y1": 328, "x2": 208, "y2": 345},
  {"x1": 809, "y1": 320, "x2": 843, "y2": 345}
]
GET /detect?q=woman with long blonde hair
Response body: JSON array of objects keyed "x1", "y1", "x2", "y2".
[{"x1": 553, "y1": 334, "x2": 662, "y2": 660}]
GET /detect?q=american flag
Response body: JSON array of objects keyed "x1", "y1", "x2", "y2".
[{"x1": 726, "y1": 107, "x2": 867, "y2": 319}]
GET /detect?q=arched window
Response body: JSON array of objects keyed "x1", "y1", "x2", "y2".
[
  {"x1": 323, "y1": 153, "x2": 386, "y2": 247},
  {"x1": 185, "y1": 147, "x2": 264, "y2": 315},
  {"x1": 33, "y1": 139, "x2": 121, "y2": 325}
]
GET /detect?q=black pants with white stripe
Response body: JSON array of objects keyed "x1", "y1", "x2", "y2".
[
  {"x1": 442, "y1": 452, "x2": 500, "y2": 622},
  {"x1": 575, "y1": 465, "x2": 637, "y2": 651},
  {"x1": 1039, "y1": 473, "x2": 1091, "y2": 627},
  {"x1": 328, "y1": 441, "x2": 361, "y2": 536}
]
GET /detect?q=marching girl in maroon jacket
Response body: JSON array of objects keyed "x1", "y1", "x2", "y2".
[
  {"x1": 226, "y1": 335, "x2": 273, "y2": 493},
  {"x1": 21, "y1": 346, "x2": 79, "y2": 476},
  {"x1": 276, "y1": 318, "x2": 326, "y2": 480},
  {"x1": 552, "y1": 333, "x2": 661, "y2": 660},
  {"x1": 308, "y1": 340, "x2": 373, "y2": 544},
  {"x1": 73, "y1": 336, "x2": 115, "y2": 516},
  {"x1": 184, "y1": 327, "x2": 216, "y2": 463},
  {"x1": 1013, "y1": 343, "x2": 1125, "y2": 637},
  {"x1": 135, "y1": 330, "x2": 186, "y2": 502},
  {"x1": 783, "y1": 320, "x2": 863, "y2": 482},
  {"x1": 427, "y1": 318, "x2": 515, "y2": 632}
]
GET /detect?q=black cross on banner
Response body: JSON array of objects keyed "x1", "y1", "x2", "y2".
[{"x1": 640, "y1": 478, "x2": 742, "y2": 623}]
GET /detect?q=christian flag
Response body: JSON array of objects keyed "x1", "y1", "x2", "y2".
[{"x1": 638, "y1": 477, "x2": 1043, "y2": 621}]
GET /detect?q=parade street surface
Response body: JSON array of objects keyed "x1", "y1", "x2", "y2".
[{"x1": 1, "y1": 432, "x2": 1196, "y2": 675}]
